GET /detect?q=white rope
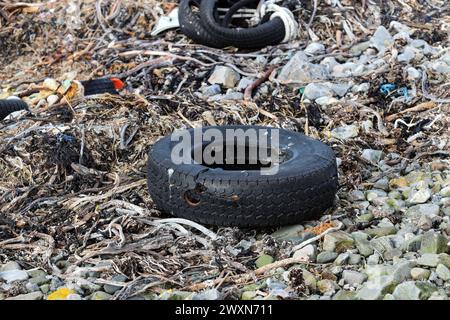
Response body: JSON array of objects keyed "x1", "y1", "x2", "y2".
[{"x1": 258, "y1": 0, "x2": 299, "y2": 42}]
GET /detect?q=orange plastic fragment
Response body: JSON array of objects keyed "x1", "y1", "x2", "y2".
[
  {"x1": 304, "y1": 221, "x2": 335, "y2": 236},
  {"x1": 110, "y1": 78, "x2": 125, "y2": 90}
]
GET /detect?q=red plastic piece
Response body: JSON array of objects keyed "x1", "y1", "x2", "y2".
[{"x1": 110, "y1": 78, "x2": 125, "y2": 90}]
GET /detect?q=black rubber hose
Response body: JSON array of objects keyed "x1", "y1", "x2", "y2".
[
  {"x1": 221, "y1": 0, "x2": 258, "y2": 27},
  {"x1": 178, "y1": 0, "x2": 229, "y2": 48},
  {"x1": 0, "y1": 99, "x2": 29, "y2": 121},
  {"x1": 81, "y1": 78, "x2": 118, "y2": 96},
  {"x1": 200, "y1": 0, "x2": 285, "y2": 48}
]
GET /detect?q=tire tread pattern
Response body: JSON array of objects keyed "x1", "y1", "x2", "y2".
[{"x1": 147, "y1": 127, "x2": 338, "y2": 228}]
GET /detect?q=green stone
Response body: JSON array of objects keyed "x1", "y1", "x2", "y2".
[
  {"x1": 323, "y1": 231, "x2": 355, "y2": 253},
  {"x1": 333, "y1": 290, "x2": 357, "y2": 300},
  {"x1": 241, "y1": 291, "x2": 257, "y2": 300},
  {"x1": 356, "y1": 213, "x2": 374, "y2": 223},
  {"x1": 417, "y1": 253, "x2": 440, "y2": 267},
  {"x1": 436, "y1": 264, "x2": 450, "y2": 281},
  {"x1": 303, "y1": 270, "x2": 317, "y2": 290},
  {"x1": 415, "y1": 282, "x2": 438, "y2": 300},
  {"x1": 420, "y1": 231, "x2": 448, "y2": 254},
  {"x1": 364, "y1": 227, "x2": 397, "y2": 238},
  {"x1": 352, "y1": 232, "x2": 374, "y2": 257},
  {"x1": 90, "y1": 291, "x2": 112, "y2": 300},
  {"x1": 438, "y1": 253, "x2": 450, "y2": 268},
  {"x1": 40, "y1": 284, "x2": 50, "y2": 294}
]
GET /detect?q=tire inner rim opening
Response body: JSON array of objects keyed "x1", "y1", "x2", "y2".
[{"x1": 191, "y1": 142, "x2": 292, "y2": 171}]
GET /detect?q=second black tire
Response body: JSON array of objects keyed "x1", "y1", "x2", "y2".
[
  {"x1": 0, "y1": 99, "x2": 28, "y2": 120},
  {"x1": 199, "y1": 0, "x2": 285, "y2": 49},
  {"x1": 81, "y1": 78, "x2": 119, "y2": 96},
  {"x1": 147, "y1": 125, "x2": 338, "y2": 228},
  {"x1": 178, "y1": 0, "x2": 229, "y2": 48}
]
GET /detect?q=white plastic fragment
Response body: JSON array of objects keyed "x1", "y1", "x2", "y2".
[{"x1": 151, "y1": 8, "x2": 180, "y2": 36}]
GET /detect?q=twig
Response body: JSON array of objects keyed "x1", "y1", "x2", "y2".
[
  {"x1": 306, "y1": 0, "x2": 319, "y2": 31},
  {"x1": 385, "y1": 101, "x2": 437, "y2": 122}
]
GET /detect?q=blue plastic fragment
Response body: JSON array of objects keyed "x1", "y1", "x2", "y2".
[
  {"x1": 57, "y1": 133, "x2": 76, "y2": 143},
  {"x1": 380, "y1": 83, "x2": 396, "y2": 95},
  {"x1": 397, "y1": 87, "x2": 408, "y2": 97},
  {"x1": 397, "y1": 87, "x2": 412, "y2": 102}
]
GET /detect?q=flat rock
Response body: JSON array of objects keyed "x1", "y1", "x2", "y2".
[
  {"x1": 303, "y1": 83, "x2": 333, "y2": 100},
  {"x1": 439, "y1": 253, "x2": 450, "y2": 269},
  {"x1": 355, "y1": 275, "x2": 396, "y2": 300},
  {"x1": 315, "y1": 96, "x2": 338, "y2": 106},
  {"x1": 392, "y1": 281, "x2": 421, "y2": 300},
  {"x1": 323, "y1": 231, "x2": 355, "y2": 253},
  {"x1": 271, "y1": 224, "x2": 305, "y2": 243},
  {"x1": 408, "y1": 189, "x2": 431, "y2": 204},
  {"x1": 370, "y1": 236, "x2": 394, "y2": 255},
  {"x1": 406, "y1": 204, "x2": 440, "y2": 223},
  {"x1": 361, "y1": 149, "x2": 383, "y2": 164},
  {"x1": 390, "y1": 21, "x2": 413, "y2": 34},
  {"x1": 410, "y1": 268, "x2": 430, "y2": 280},
  {"x1": 352, "y1": 232, "x2": 374, "y2": 257},
  {"x1": 333, "y1": 290, "x2": 357, "y2": 300},
  {"x1": 292, "y1": 245, "x2": 316, "y2": 262},
  {"x1": 317, "y1": 251, "x2": 338, "y2": 264},
  {"x1": 90, "y1": 291, "x2": 112, "y2": 300},
  {"x1": 193, "y1": 288, "x2": 222, "y2": 300},
  {"x1": 397, "y1": 47, "x2": 416, "y2": 63},
  {"x1": 417, "y1": 253, "x2": 440, "y2": 267},
  {"x1": 370, "y1": 26, "x2": 394, "y2": 54},
  {"x1": 342, "y1": 270, "x2": 367, "y2": 286},
  {"x1": 436, "y1": 264, "x2": 450, "y2": 281},
  {"x1": 277, "y1": 51, "x2": 329, "y2": 83},
  {"x1": 236, "y1": 77, "x2": 254, "y2": 91},
  {"x1": 364, "y1": 227, "x2": 397, "y2": 238},
  {"x1": 420, "y1": 230, "x2": 448, "y2": 254},
  {"x1": 0, "y1": 261, "x2": 21, "y2": 272},
  {"x1": 6, "y1": 292, "x2": 43, "y2": 300},
  {"x1": 349, "y1": 190, "x2": 365, "y2": 201},
  {"x1": 200, "y1": 84, "x2": 221, "y2": 96},
  {"x1": 304, "y1": 42, "x2": 325, "y2": 55},
  {"x1": 331, "y1": 125, "x2": 359, "y2": 140},
  {"x1": 303, "y1": 270, "x2": 317, "y2": 290},
  {"x1": 334, "y1": 253, "x2": 350, "y2": 266},
  {"x1": 0, "y1": 270, "x2": 29, "y2": 283},
  {"x1": 440, "y1": 186, "x2": 450, "y2": 197},
  {"x1": 348, "y1": 253, "x2": 362, "y2": 265},
  {"x1": 208, "y1": 66, "x2": 240, "y2": 88}
]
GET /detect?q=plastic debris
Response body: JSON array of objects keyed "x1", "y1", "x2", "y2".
[
  {"x1": 379, "y1": 83, "x2": 397, "y2": 95},
  {"x1": 151, "y1": 8, "x2": 180, "y2": 36}
]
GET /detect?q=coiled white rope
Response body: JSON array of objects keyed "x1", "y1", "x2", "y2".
[{"x1": 258, "y1": 0, "x2": 299, "y2": 42}]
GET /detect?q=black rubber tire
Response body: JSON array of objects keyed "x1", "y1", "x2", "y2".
[
  {"x1": 81, "y1": 78, "x2": 118, "y2": 96},
  {"x1": 178, "y1": 0, "x2": 229, "y2": 48},
  {"x1": 0, "y1": 99, "x2": 29, "y2": 120},
  {"x1": 221, "y1": 0, "x2": 258, "y2": 26},
  {"x1": 147, "y1": 125, "x2": 338, "y2": 228},
  {"x1": 199, "y1": 0, "x2": 286, "y2": 48}
]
